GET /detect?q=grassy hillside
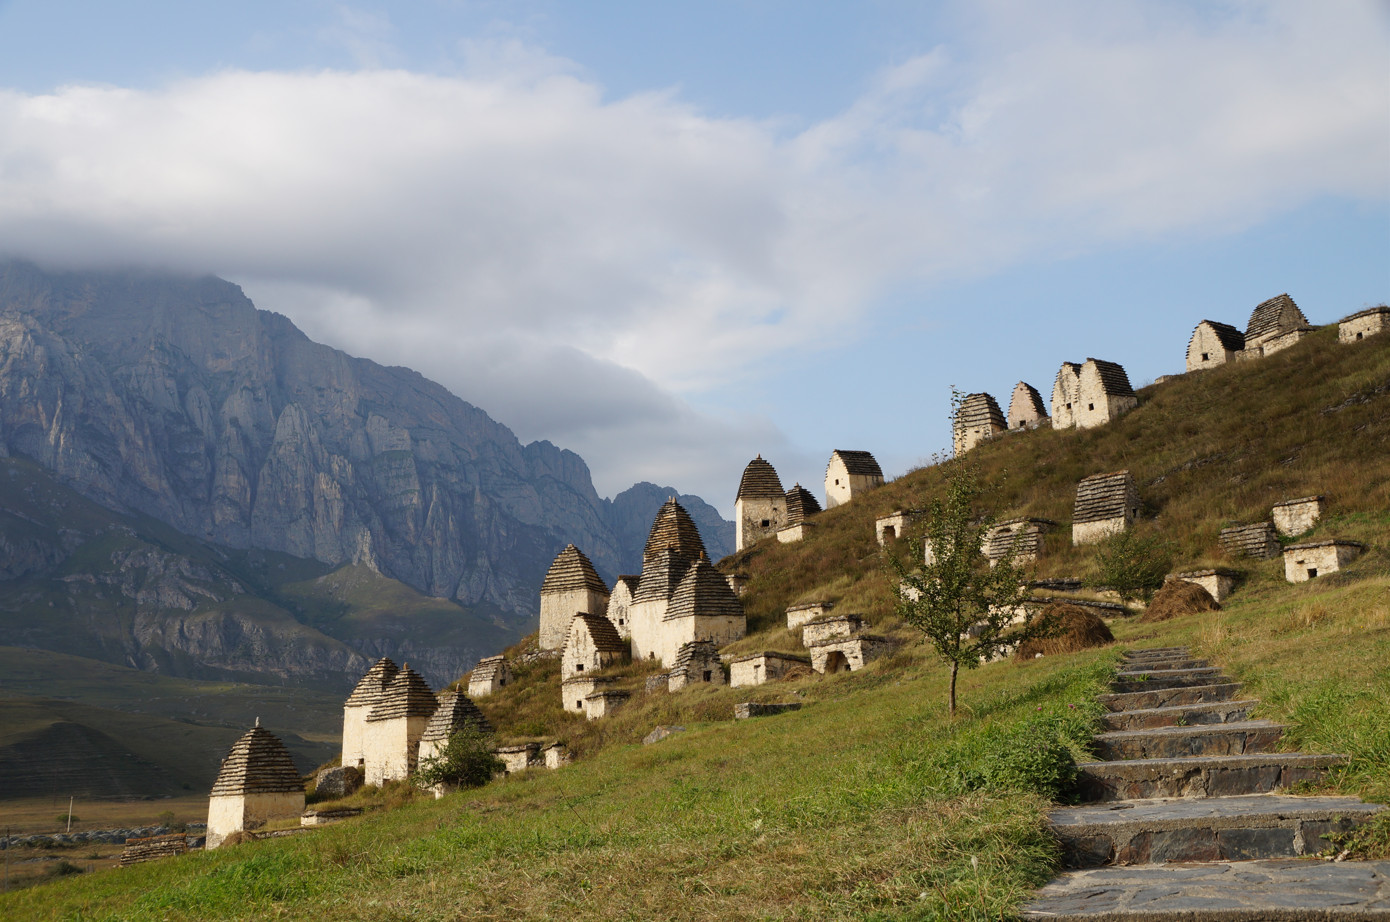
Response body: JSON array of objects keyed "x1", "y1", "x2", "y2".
[{"x1": 3, "y1": 329, "x2": 1387, "y2": 919}]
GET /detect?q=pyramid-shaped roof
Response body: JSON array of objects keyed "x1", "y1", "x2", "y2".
[
  {"x1": 1082, "y1": 359, "x2": 1135, "y2": 398},
  {"x1": 642, "y1": 498, "x2": 707, "y2": 566},
  {"x1": 210, "y1": 721, "x2": 304, "y2": 797},
  {"x1": 565, "y1": 612, "x2": 628, "y2": 654},
  {"x1": 1073, "y1": 470, "x2": 1137, "y2": 524},
  {"x1": 632, "y1": 547, "x2": 691, "y2": 604},
  {"x1": 736, "y1": 456, "x2": 784, "y2": 501},
  {"x1": 784, "y1": 484, "x2": 821, "y2": 525},
  {"x1": 344, "y1": 657, "x2": 399, "y2": 708},
  {"x1": 366, "y1": 664, "x2": 437, "y2": 722},
  {"x1": 1008, "y1": 382, "x2": 1048, "y2": 424},
  {"x1": 663, "y1": 558, "x2": 744, "y2": 622},
  {"x1": 419, "y1": 691, "x2": 492, "y2": 742},
  {"x1": 1246, "y1": 293, "x2": 1311, "y2": 343},
  {"x1": 956, "y1": 392, "x2": 1006, "y2": 431},
  {"x1": 540, "y1": 544, "x2": 609, "y2": 595},
  {"x1": 828, "y1": 450, "x2": 883, "y2": 478},
  {"x1": 1193, "y1": 320, "x2": 1245, "y2": 353}
]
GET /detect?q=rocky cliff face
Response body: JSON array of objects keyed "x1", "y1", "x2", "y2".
[{"x1": 0, "y1": 261, "x2": 732, "y2": 626}]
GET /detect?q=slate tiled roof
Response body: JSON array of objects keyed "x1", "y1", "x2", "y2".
[
  {"x1": 1219, "y1": 522, "x2": 1280, "y2": 560},
  {"x1": 671, "y1": 640, "x2": 722, "y2": 673},
  {"x1": 632, "y1": 547, "x2": 690, "y2": 604},
  {"x1": 1246, "y1": 293, "x2": 1311, "y2": 343},
  {"x1": 984, "y1": 519, "x2": 1055, "y2": 559},
  {"x1": 540, "y1": 544, "x2": 609, "y2": 595},
  {"x1": 419, "y1": 691, "x2": 492, "y2": 741},
  {"x1": 736, "y1": 456, "x2": 785, "y2": 501},
  {"x1": 470, "y1": 655, "x2": 507, "y2": 682},
  {"x1": 209, "y1": 721, "x2": 304, "y2": 797},
  {"x1": 829, "y1": 450, "x2": 883, "y2": 478},
  {"x1": 1085, "y1": 359, "x2": 1136, "y2": 398},
  {"x1": 642, "y1": 498, "x2": 708, "y2": 566},
  {"x1": 956, "y1": 392, "x2": 1006, "y2": 431},
  {"x1": 663, "y1": 558, "x2": 744, "y2": 622},
  {"x1": 366, "y1": 665, "x2": 437, "y2": 721},
  {"x1": 784, "y1": 483, "x2": 821, "y2": 525},
  {"x1": 1008, "y1": 382, "x2": 1048, "y2": 426},
  {"x1": 1271, "y1": 495, "x2": 1323, "y2": 509},
  {"x1": 1194, "y1": 320, "x2": 1245, "y2": 353},
  {"x1": 1073, "y1": 471, "x2": 1137, "y2": 524},
  {"x1": 566, "y1": 612, "x2": 627, "y2": 654},
  {"x1": 344, "y1": 658, "x2": 399, "y2": 708}
]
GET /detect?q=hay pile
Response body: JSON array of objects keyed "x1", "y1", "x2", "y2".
[
  {"x1": 1013, "y1": 603, "x2": 1114, "y2": 661},
  {"x1": 1140, "y1": 579, "x2": 1221, "y2": 623}
]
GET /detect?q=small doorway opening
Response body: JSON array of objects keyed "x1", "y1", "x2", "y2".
[
  {"x1": 1307, "y1": 568, "x2": 1318, "y2": 579},
  {"x1": 823, "y1": 651, "x2": 850, "y2": 675}
]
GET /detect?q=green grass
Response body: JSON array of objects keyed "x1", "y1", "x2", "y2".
[{"x1": 1, "y1": 649, "x2": 1117, "y2": 921}]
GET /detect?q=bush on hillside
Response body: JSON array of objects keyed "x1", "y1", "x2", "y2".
[
  {"x1": 415, "y1": 727, "x2": 504, "y2": 790},
  {"x1": 1140, "y1": 580, "x2": 1222, "y2": 623},
  {"x1": 1013, "y1": 604, "x2": 1114, "y2": 661},
  {"x1": 1090, "y1": 531, "x2": 1172, "y2": 604}
]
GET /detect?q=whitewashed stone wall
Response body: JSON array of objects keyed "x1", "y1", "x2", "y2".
[
  {"x1": 1051, "y1": 363, "x2": 1082, "y2": 429},
  {"x1": 362, "y1": 715, "x2": 430, "y2": 786},
  {"x1": 1075, "y1": 363, "x2": 1138, "y2": 430},
  {"x1": 801, "y1": 614, "x2": 864, "y2": 647},
  {"x1": 1340, "y1": 309, "x2": 1388, "y2": 343},
  {"x1": 824, "y1": 456, "x2": 882, "y2": 510},
  {"x1": 583, "y1": 691, "x2": 629, "y2": 720},
  {"x1": 494, "y1": 743, "x2": 540, "y2": 774},
  {"x1": 605, "y1": 580, "x2": 636, "y2": 640},
  {"x1": 786, "y1": 601, "x2": 833, "y2": 630},
  {"x1": 659, "y1": 613, "x2": 744, "y2": 669},
  {"x1": 340, "y1": 705, "x2": 371, "y2": 770},
  {"x1": 1260, "y1": 329, "x2": 1308, "y2": 356},
  {"x1": 776, "y1": 522, "x2": 815, "y2": 543},
  {"x1": 1272, "y1": 497, "x2": 1323, "y2": 537},
  {"x1": 736, "y1": 494, "x2": 787, "y2": 552},
  {"x1": 729, "y1": 652, "x2": 809, "y2": 688},
  {"x1": 809, "y1": 636, "x2": 888, "y2": 674},
  {"x1": 540, "y1": 586, "x2": 610, "y2": 651},
  {"x1": 1283, "y1": 542, "x2": 1364, "y2": 583},
  {"x1": 561, "y1": 676, "x2": 611, "y2": 713},
  {"x1": 207, "y1": 792, "x2": 304, "y2": 850},
  {"x1": 1072, "y1": 517, "x2": 1129, "y2": 546},
  {"x1": 1170, "y1": 570, "x2": 1237, "y2": 603},
  {"x1": 1186, "y1": 322, "x2": 1242, "y2": 372}
]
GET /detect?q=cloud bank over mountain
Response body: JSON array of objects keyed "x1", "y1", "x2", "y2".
[{"x1": 0, "y1": 1, "x2": 1383, "y2": 504}]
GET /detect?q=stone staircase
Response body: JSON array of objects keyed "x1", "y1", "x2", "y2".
[{"x1": 1022, "y1": 646, "x2": 1390, "y2": 919}]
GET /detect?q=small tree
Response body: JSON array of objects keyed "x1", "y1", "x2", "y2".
[
  {"x1": 888, "y1": 455, "x2": 1055, "y2": 716},
  {"x1": 415, "y1": 726, "x2": 504, "y2": 791},
  {"x1": 1090, "y1": 530, "x2": 1171, "y2": 605}
]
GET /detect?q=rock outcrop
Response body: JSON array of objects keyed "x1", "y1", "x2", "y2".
[{"x1": 0, "y1": 261, "x2": 730, "y2": 627}]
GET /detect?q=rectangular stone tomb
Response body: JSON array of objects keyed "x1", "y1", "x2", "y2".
[
  {"x1": 808, "y1": 635, "x2": 889, "y2": 674},
  {"x1": 494, "y1": 743, "x2": 541, "y2": 774},
  {"x1": 800, "y1": 613, "x2": 865, "y2": 646},
  {"x1": 734, "y1": 702, "x2": 802, "y2": 719},
  {"x1": 786, "y1": 601, "x2": 834, "y2": 630},
  {"x1": 1167, "y1": 569, "x2": 1238, "y2": 603},
  {"x1": 300, "y1": 808, "x2": 363, "y2": 827},
  {"x1": 728, "y1": 651, "x2": 810, "y2": 688},
  {"x1": 562, "y1": 675, "x2": 614, "y2": 713},
  {"x1": 1283, "y1": 540, "x2": 1365, "y2": 582},
  {"x1": 1339, "y1": 306, "x2": 1389, "y2": 342},
  {"x1": 583, "y1": 690, "x2": 630, "y2": 720},
  {"x1": 1271, "y1": 496, "x2": 1323, "y2": 538}
]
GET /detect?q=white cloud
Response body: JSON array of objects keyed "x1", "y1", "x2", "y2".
[{"x1": 0, "y1": 0, "x2": 1383, "y2": 507}]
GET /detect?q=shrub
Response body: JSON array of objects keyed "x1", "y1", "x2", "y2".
[
  {"x1": 415, "y1": 727, "x2": 505, "y2": 790},
  {"x1": 1090, "y1": 531, "x2": 1172, "y2": 604}
]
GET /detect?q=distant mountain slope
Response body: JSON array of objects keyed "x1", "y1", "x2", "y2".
[{"x1": 0, "y1": 260, "x2": 731, "y2": 627}]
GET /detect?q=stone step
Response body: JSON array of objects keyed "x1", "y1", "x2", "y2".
[
  {"x1": 1093, "y1": 721, "x2": 1285, "y2": 761},
  {"x1": 1124, "y1": 647, "x2": 1190, "y2": 657},
  {"x1": 1111, "y1": 669, "x2": 1228, "y2": 693},
  {"x1": 1100, "y1": 700, "x2": 1260, "y2": 731},
  {"x1": 1075, "y1": 753, "x2": 1348, "y2": 802},
  {"x1": 1050, "y1": 794, "x2": 1384, "y2": 868},
  {"x1": 1117, "y1": 658, "x2": 1209, "y2": 673},
  {"x1": 1020, "y1": 858, "x2": 1390, "y2": 920},
  {"x1": 1099, "y1": 683, "x2": 1243, "y2": 713}
]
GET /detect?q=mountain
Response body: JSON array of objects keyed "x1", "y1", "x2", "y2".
[{"x1": 0, "y1": 260, "x2": 731, "y2": 623}]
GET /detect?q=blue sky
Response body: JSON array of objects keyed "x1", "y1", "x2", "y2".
[{"x1": 0, "y1": 1, "x2": 1386, "y2": 514}]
